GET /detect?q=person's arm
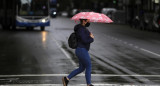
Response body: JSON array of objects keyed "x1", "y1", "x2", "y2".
[{"x1": 78, "y1": 28, "x2": 94, "y2": 44}]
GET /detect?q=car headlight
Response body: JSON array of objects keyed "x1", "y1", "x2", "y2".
[
  {"x1": 42, "y1": 19, "x2": 46, "y2": 23},
  {"x1": 41, "y1": 17, "x2": 50, "y2": 23},
  {"x1": 53, "y1": 12, "x2": 56, "y2": 15}
]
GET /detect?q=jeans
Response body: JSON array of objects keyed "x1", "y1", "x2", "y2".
[{"x1": 67, "y1": 47, "x2": 92, "y2": 84}]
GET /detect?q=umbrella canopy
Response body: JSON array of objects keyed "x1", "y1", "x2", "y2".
[{"x1": 71, "y1": 12, "x2": 113, "y2": 23}]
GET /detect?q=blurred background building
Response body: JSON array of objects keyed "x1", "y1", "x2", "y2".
[{"x1": 56, "y1": 0, "x2": 160, "y2": 31}]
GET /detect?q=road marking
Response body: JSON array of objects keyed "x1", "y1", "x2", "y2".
[
  {"x1": 52, "y1": 36, "x2": 85, "y2": 74},
  {"x1": 1, "y1": 84, "x2": 159, "y2": 86},
  {"x1": 51, "y1": 34, "x2": 159, "y2": 84},
  {"x1": 0, "y1": 78, "x2": 19, "y2": 80},
  {"x1": 129, "y1": 44, "x2": 133, "y2": 46},
  {"x1": 108, "y1": 35, "x2": 160, "y2": 57},
  {"x1": 0, "y1": 74, "x2": 160, "y2": 77},
  {"x1": 90, "y1": 54, "x2": 154, "y2": 84},
  {"x1": 0, "y1": 84, "x2": 119, "y2": 86},
  {"x1": 124, "y1": 42, "x2": 128, "y2": 44},
  {"x1": 134, "y1": 46, "x2": 139, "y2": 49},
  {"x1": 91, "y1": 55, "x2": 139, "y2": 83},
  {"x1": 52, "y1": 37, "x2": 77, "y2": 67},
  {"x1": 140, "y1": 48, "x2": 160, "y2": 57}
]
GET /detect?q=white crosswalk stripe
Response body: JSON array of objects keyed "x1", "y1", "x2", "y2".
[
  {"x1": 0, "y1": 84, "x2": 120, "y2": 86},
  {"x1": 1, "y1": 84, "x2": 159, "y2": 86},
  {"x1": 0, "y1": 74, "x2": 160, "y2": 77}
]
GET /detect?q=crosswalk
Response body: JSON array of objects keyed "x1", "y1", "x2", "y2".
[
  {"x1": 0, "y1": 74, "x2": 159, "y2": 86},
  {"x1": 0, "y1": 84, "x2": 131, "y2": 86},
  {"x1": 0, "y1": 84, "x2": 118, "y2": 86},
  {"x1": 1, "y1": 84, "x2": 160, "y2": 86}
]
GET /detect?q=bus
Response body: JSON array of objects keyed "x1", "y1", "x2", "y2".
[{"x1": 0, "y1": 0, "x2": 50, "y2": 31}]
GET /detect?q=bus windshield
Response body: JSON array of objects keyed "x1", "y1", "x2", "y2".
[{"x1": 18, "y1": 0, "x2": 49, "y2": 16}]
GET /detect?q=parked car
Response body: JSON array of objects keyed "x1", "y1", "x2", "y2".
[{"x1": 101, "y1": 8, "x2": 117, "y2": 19}]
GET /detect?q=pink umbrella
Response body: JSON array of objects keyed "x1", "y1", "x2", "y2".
[{"x1": 71, "y1": 12, "x2": 113, "y2": 23}]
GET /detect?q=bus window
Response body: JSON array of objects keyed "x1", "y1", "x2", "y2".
[{"x1": 18, "y1": 0, "x2": 49, "y2": 16}]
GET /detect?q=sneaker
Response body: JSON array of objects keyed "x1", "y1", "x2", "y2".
[
  {"x1": 62, "y1": 77, "x2": 69, "y2": 86},
  {"x1": 89, "y1": 84, "x2": 94, "y2": 86}
]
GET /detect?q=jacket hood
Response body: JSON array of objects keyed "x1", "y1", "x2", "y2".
[{"x1": 74, "y1": 24, "x2": 83, "y2": 32}]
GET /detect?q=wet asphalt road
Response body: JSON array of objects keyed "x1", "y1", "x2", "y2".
[{"x1": 0, "y1": 17, "x2": 160, "y2": 85}]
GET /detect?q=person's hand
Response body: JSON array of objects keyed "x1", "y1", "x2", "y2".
[{"x1": 90, "y1": 33, "x2": 94, "y2": 38}]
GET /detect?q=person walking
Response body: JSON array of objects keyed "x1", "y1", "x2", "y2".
[{"x1": 62, "y1": 19, "x2": 94, "y2": 86}]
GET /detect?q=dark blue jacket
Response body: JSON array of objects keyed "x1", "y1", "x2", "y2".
[{"x1": 74, "y1": 24, "x2": 94, "y2": 51}]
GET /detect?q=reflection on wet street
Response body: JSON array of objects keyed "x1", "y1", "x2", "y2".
[
  {"x1": 0, "y1": 17, "x2": 160, "y2": 85},
  {"x1": 42, "y1": 31, "x2": 47, "y2": 43},
  {"x1": 41, "y1": 31, "x2": 48, "y2": 49}
]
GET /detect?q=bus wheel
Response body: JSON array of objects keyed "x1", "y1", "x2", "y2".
[
  {"x1": 30, "y1": 27, "x2": 34, "y2": 30},
  {"x1": 41, "y1": 26, "x2": 45, "y2": 31}
]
